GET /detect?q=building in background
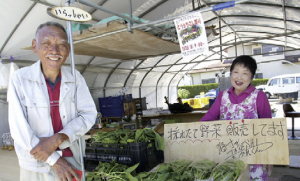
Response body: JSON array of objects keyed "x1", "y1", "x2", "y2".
[{"x1": 189, "y1": 44, "x2": 300, "y2": 85}]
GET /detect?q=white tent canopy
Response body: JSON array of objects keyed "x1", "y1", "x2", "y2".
[{"x1": 1, "y1": 0, "x2": 300, "y2": 110}]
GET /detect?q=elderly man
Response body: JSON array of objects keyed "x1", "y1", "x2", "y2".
[{"x1": 8, "y1": 21, "x2": 97, "y2": 181}]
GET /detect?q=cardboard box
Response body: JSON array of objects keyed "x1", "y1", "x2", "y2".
[{"x1": 123, "y1": 99, "x2": 137, "y2": 117}]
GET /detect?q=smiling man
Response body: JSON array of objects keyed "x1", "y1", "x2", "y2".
[{"x1": 8, "y1": 21, "x2": 97, "y2": 181}]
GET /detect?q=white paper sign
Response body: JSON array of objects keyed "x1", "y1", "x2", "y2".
[
  {"x1": 47, "y1": 7, "x2": 92, "y2": 22},
  {"x1": 174, "y1": 12, "x2": 209, "y2": 57},
  {"x1": 164, "y1": 118, "x2": 289, "y2": 165}
]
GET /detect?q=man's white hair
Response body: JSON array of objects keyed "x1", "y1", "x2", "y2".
[{"x1": 35, "y1": 21, "x2": 68, "y2": 43}]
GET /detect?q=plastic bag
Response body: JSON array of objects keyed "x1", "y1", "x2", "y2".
[
  {"x1": 0, "y1": 62, "x2": 10, "y2": 89},
  {"x1": 184, "y1": 159, "x2": 216, "y2": 181},
  {"x1": 209, "y1": 159, "x2": 245, "y2": 181},
  {"x1": 0, "y1": 62, "x2": 19, "y2": 89}
]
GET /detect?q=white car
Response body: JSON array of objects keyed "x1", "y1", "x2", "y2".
[{"x1": 256, "y1": 73, "x2": 300, "y2": 99}]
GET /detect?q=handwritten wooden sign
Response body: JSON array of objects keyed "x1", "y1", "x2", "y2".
[
  {"x1": 47, "y1": 7, "x2": 92, "y2": 22},
  {"x1": 164, "y1": 118, "x2": 289, "y2": 165}
]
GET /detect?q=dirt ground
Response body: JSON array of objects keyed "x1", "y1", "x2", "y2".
[{"x1": 268, "y1": 98, "x2": 300, "y2": 181}]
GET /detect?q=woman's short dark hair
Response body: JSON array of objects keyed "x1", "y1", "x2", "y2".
[{"x1": 230, "y1": 55, "x2": 257, "y2": 79}]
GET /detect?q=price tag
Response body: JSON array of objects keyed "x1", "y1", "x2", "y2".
[{"x1": 47, "y1": 6, "x2": 92, "y2": 22}]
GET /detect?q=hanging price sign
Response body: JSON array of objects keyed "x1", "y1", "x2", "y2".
[{"x1": 47, "y1": 6, "x2": 92, "y2": 22}]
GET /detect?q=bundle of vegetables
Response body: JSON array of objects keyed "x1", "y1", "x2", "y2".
[
  {"x1": 89, "y1": 128, "x2": 164, "y2": 151},
  {"x1": 184, "y1": 159, "x2": 216, "y2": 180},
  {"x1": 209, "y1": 159, "x2": 245, "y2": 181},
  {"x1": 135, "y1": 128, "x2": 164, "y2": 151},
  {"x1": 86, "y1": 161, "x2": 139, "y2": 181},
  {"x1": 90, "y1": 129, "x2": 136, "y2": 144},
  {"x1": 134, "y1": 159, "x2": 193, "y2": 181}
]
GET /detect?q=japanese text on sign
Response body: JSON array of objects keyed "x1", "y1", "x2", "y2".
[
  {"x1": 47, "y1": 7, "x2": 92, "y2": 22},
  {"x1": 174, "y1": 12, "x2": 209, "y2": 58},
  {"x1": 164, "y1": 118, "x2": 289, "y2": 165}
]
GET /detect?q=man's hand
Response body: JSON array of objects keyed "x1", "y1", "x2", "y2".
[
  {"x1": 53, "y1": 157, "x2": 79, "y2": 181},
  {"x1": 30, "y1": 133, "x2": 69, "y2": 162}
]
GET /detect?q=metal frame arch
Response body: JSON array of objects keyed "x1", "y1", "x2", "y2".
[
  {"x1": 205, "y1": 15, "x2": 300, "y2": 25},
  {"x1": 138, "y1": 0, "x2": 168, "y2": 18},
  {"x1": 218, "y1": 23, "x2": 289, "y2": 31},
  {"x1": 0, "y1": 2, "x2": 37, "y2": 54},
  {"x1": 167, "y1": 54, "x2": 206, "y2": 99},
  {"x1": 175, "y1": 40, "x2": 300, "y2": 88},
  {"x1": 155, "y1": 56, "x2": 183, "y2": 107},
  {"x1": 175, "y1": 49, "x2": 230, "y2": 90},
  {"x1": 88, "y1": 0, "x2": 108, "y2": 16},
  {"x1": 123, "y1": 60, "x2": 145, "y2": 87},
  {"x1": 81, "y1": 56, "x2": 96, "y2": 74},
  {"x1": 201, "y1": 0, "x2": 243, "y2": 42},
  {"x1": 215, "y1": 39, "x2": 298, "y2": 51},
  {"x1": 239, "y1": 36, "x2": 300, "y2": 45},
  {"x1": 234, "y1": 31, "x2": 300, "y2": 41},
  {"x1": 209, "y1": 29, "x2": 300, "y2": 49},
  {"x1": 138, "y1": 55, "x2": 168, "y2": 98},
  {"x1": 103, "y1": 62, "x2": 122, "y2": 97}
]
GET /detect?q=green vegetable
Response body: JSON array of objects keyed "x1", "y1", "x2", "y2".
[
  {"x1": 86, "y1": 161, "x2": 139, "y2": 181},
  {"x1": 184, "y1": 159, "x2": 216, "y2": 180},
  {"x1": 134, "y1": 159, "x2": 193, "y2": 181},
  {"x1": 210, "y1": 159, "x2": 245, "y2": 181},
  {"x1": 89, "y1": 128, "x2": 164, "y2": 151},
  {"x1": 135, "y1": 128, "x2": 164, "y2": 151},
  {"x1": 91, "y1": 129, "x2": 135, "y2": 144}
]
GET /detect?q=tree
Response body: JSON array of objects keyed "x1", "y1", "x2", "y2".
[{"x1": 178, "y1": 89, "x2": 190, "y2": 99}]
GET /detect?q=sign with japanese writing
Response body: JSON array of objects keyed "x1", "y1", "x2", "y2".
[
  {"x1": 164, "y1": 118, "x2": 289, "y2": 165},
  {"x1": 173, "y1": 12, "x2": 209, "y2": 58},
  {"x1": 47, "y1": 7, "x2": 92, "y2": 22}
]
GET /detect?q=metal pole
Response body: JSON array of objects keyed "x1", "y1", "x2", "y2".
[
  {"x1": 75, "y1": 0, "x2": 249, "y2": 44},
  {"x1": 131, "y1": 0, "x2": 248, "y2": 29},
  {"x1": 65, "y1": 1, "x2": 85, "y2": 180},
  {"x1": 235, "y1": 34, "x2": 237, "y2": 57},
  {"x1": 127, "y1": 0, "x2": 133, "y2": 33},
  {"x1": 219, "y1": 18, "x2": 222, "y2": 62},
  {"x1": 78, "y1": 0, "x2": 176, "y2": 36}
]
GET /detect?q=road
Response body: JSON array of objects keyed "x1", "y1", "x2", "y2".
[{"x1": 270, "y1": 99, "x2": 300, "y2": 130}]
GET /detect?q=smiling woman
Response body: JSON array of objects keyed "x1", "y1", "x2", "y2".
[
  {"x1": 200, "y1": 55, "x2": 272, "y2": 181},
  {"x1": 230, "y1": 56, "x2": 257, "y2": 96}
]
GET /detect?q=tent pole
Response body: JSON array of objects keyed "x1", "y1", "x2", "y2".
[
  {"x1": 76, "y1": 0, "x2": 249, "y2": 44},
  {"x1": 65, "y1": 1, "x2": 86, "y2": 180}
]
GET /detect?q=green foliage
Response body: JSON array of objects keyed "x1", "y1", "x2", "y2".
[
  {"x1": 135, "y1": 159, "x2": 193, "y2": 181},
  {"x1": 184, "y1": 159, "x2": 216, "y2": 180},
  {"x1": 135, "y1": 128, "x2": 164, "y2": 151},
  {"x1": 86, "y1": 159, "x2": 245, "y2": 181},
  {"x1": 89, "y1": 128, "x2": 164, "y2": 151},
  {"x1": 179, "y1": 83, "x2": 218, "y2": 98},
  {"x1": 177, "y1": 89, "x2": 190, "y2": 99},
  {"x1": 86, "y1": 161, "x2": 139, "y2": 181},
  {"x1": 91, "y1": 129, "x2": 135, "y2": 144},
  {"x1": 210, "y1": 159, "x2": 245, "y2": 181},
  {"x1": 251, "y1": 78, "x2": 269, "y2": 87}
]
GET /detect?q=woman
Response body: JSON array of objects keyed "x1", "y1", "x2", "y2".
[{"x1": 201, "y1": 55, "x2": 272, "y2": 181}]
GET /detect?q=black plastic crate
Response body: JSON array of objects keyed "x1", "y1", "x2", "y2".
[{"x1": 84, "y1": 141, "x2": 163, "y2": 172}]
